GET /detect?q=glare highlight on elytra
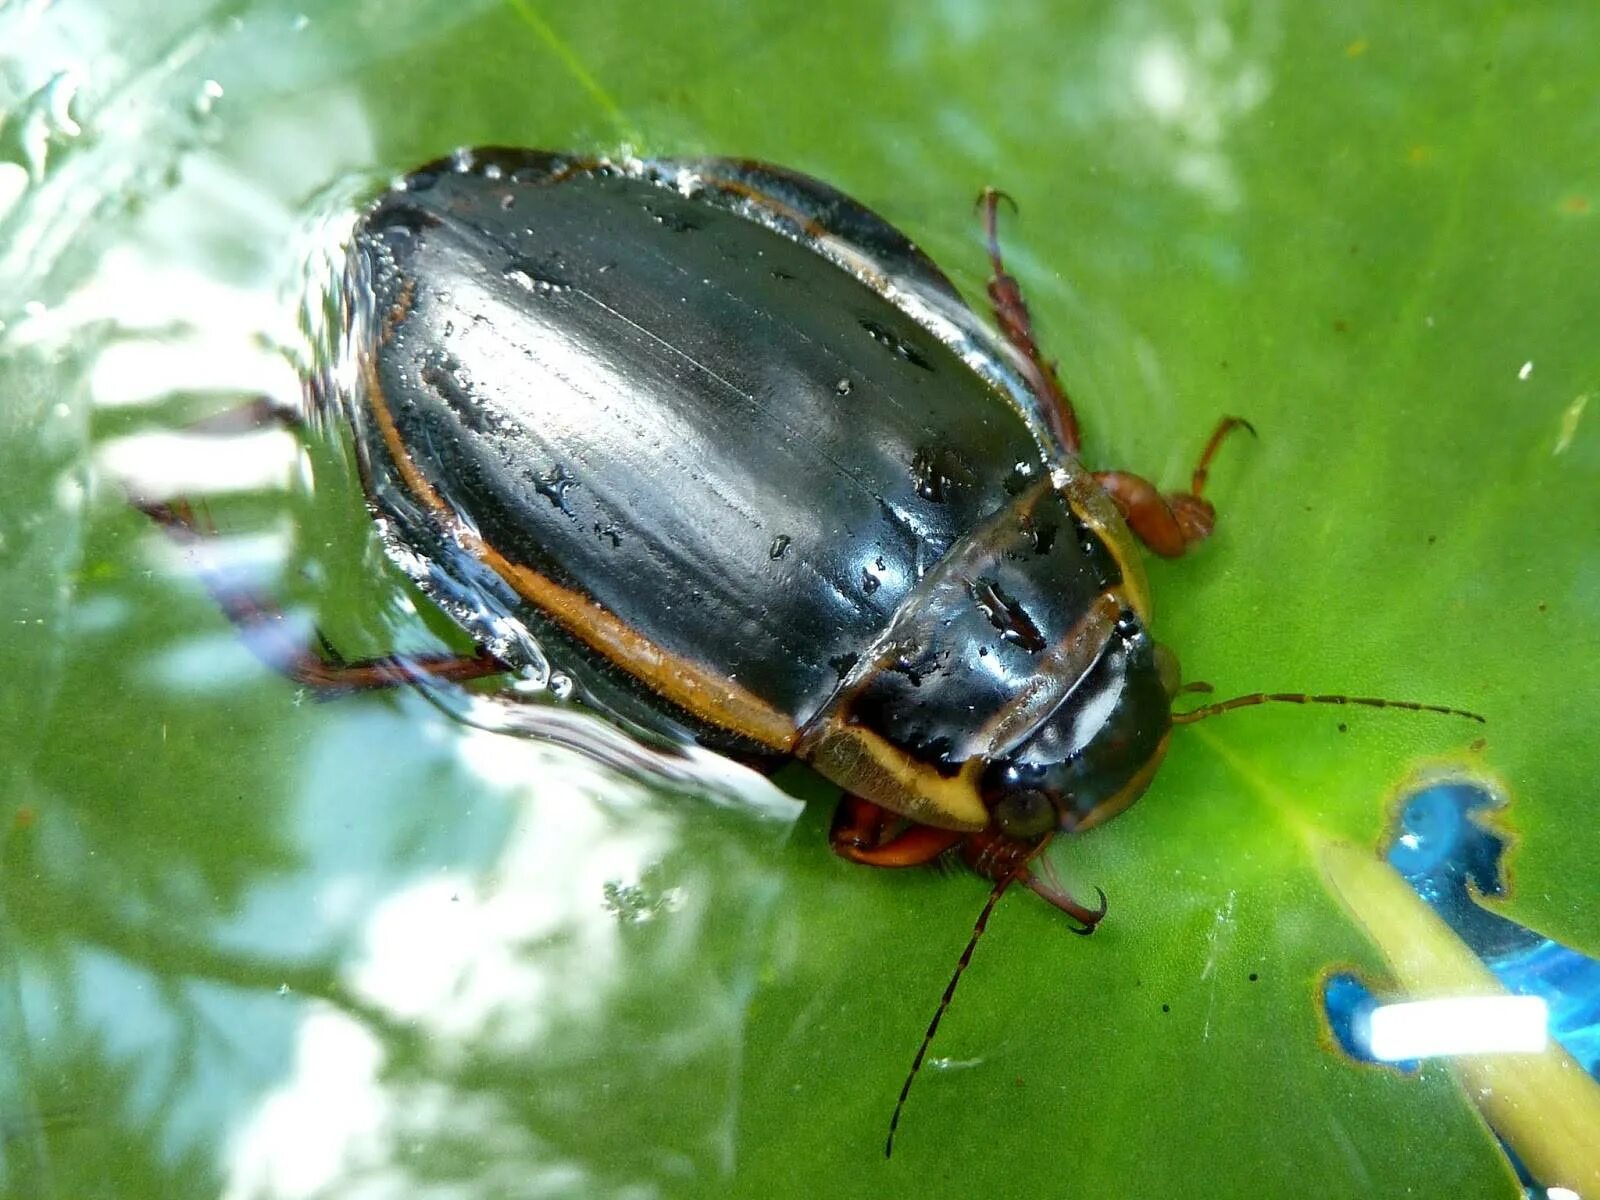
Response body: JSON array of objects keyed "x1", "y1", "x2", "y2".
[{"x1": 1367, "y1": 996, "x2": 1549, "y2": 1062}]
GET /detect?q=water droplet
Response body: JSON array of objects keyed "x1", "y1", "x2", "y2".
[
  {"x1": 1114, "y1": 610, "x2": 1141, "y2": 641},
  {"x1": 888, "y1": 642, "x2": 944, "y2": 687},
  {"x1": 969, "y1": 576, "x2": 1045, "y2": 653},
  {"x1": 550, "y1": 673, "x2": 575, "y2": 701},
  {"x1": 1018, "y1": 515, "x2": 1056, "y2": 554},
  {"x1": 768, "y1": 534, "x2": 791, "y2": 560},
  {"x1": 835, "y1": 378, "x2": 853, "y2": 396},
  {"x1": 861, "y1": 567, "x2": 881, "y2": 595},
  {"x1": 1517, "y1": 360, "x2": 1533, "y2": 381},
  {"x1": 911, "y1": 445, "x2": 973, "y2": 502},
  {"x1": 643, "y1": 203, "x2": 699, "y2": 233},
  {"x1": 503, "y1": 257, "x2": 572, "y2": 296},
  {"x1": 859, "y1": 319, "x2": 932, "y2": 370},
  {"x1": 534, "y1": 463, "x2": 579, "y2": 513}
]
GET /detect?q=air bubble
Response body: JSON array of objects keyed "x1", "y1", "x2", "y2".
[
  {"x1": 193, "y1": 79, "x2": 223, "y2": 118},
  {"x1": 12, "y1": 70, "x2": 83, "y2": 180}
]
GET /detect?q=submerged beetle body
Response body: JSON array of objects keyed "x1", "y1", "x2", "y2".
[{"x1": 342, "y1": 149, "x2": 1174, "y2": 858}]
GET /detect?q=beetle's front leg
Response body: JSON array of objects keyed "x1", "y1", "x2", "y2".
[
  {"x1": 1094, "y1": 415, "x2": 1254, "y2": 558},
  {"x1": 830, "y1": 797, "x2": 964, "y2": 867}
]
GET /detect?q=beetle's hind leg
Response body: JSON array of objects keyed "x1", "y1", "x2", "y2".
[
  {"x1": 1093, "y1": 416, "x2": 1255, "y2": 558},
  {"x1": 131, "y1": 400, "x2": 509, "y2": 697},
  {"x1": 137, "y1": 496, "x2": 509, "y2": 695},
  {"x1": 978, "y1": 188, "x2": 1083, "y2": 456},
  {"x1": 830, "y1": 797, "x2": 964, "y2": 867}
]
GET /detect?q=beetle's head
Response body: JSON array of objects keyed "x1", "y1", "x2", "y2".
[{"x1": 979, "y1": 613, "x2": 1178, "y2": 840}]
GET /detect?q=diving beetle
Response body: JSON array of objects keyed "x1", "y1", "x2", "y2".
[{"x1": 140, "y1": 147, "x2": 1482, "y2": 1154}]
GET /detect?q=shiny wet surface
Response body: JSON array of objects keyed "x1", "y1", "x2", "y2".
[{"x1": 2, "y1": 2, "x2": 1598, "y2": 1197}]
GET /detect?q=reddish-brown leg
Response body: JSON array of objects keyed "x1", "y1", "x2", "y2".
[
  {"x1": 1094, "y1": 415, "x2": 1255, "y2": 558},
  {"x1": 979, "y1": 188, "x2": 1082, "y2": 455},
  {"x1": 136, "y1": 491, "x2": 508, "y2": 697},
  {"x1": 829, "y1": 797, "x2": 965, "y2": 867},
  {"x1": 832, "y1": 800, "x2": 1107, "y2": 931}
]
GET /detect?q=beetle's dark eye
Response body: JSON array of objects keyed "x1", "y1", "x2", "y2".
[{"x1": 993, "y1": 788, "x2": 1056, "y2": 839}]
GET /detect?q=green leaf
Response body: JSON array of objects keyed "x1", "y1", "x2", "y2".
[{"x1": 1, "y1": 2, "x2": 1595, "y2": 1197}]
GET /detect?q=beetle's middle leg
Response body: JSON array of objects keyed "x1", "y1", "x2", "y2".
[
  {"x1": 830, "y1": 797, "x2": 964, "y2": 867},
  {"x1": 978, "y1": 187, "x2": 1082, "y2": 456},
  {"x1": 1092, "y1": 416, "x2": 1254, "y2": 557}
]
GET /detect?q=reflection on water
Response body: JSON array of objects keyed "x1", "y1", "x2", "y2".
[
  {"x1": 4, "y1": 1, "x2": 797, "y2": 1194},
  {"x1": 1365, "y1": 995, "x2": 1548, "y2": 1061},
  {"x1": 889, "y1": 0, "x2": 1276, "y2": 214},
  {"x1": 1325, "y1": 780, "x2": 1600, "y2": 1077},
  {"x1": 218, "y1": 723, "x2": 786, "y2": 1196},
  {"x1": 1323, "y1": 779, "x2": 1600, "y2": 1196}
]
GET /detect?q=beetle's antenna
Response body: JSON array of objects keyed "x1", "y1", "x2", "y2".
[
  {"x1": 1172, "y1": 692, "x2": 1485, "y2": 724},
  {"x1": 886, "y1": 871, "x2": 1014, "y2": 1159}
]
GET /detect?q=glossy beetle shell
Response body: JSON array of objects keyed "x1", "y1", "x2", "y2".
[{"x1": 338, "y1": 148, "x2": 1167, "y2": 834}]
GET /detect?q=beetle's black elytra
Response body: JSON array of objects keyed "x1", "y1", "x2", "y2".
[{"x1": 344, "y1": 152, "x2": 1177, "y2": 850}]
